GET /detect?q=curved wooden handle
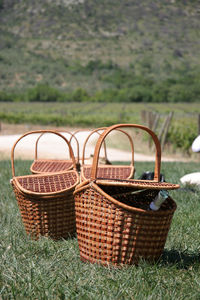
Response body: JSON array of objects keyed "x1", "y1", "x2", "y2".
[
  {"x1": 82, "y1": 127, "x2": 134, "y2": 166},
  {"x1": 34, "y1": 130, "x2": 80, "y2": 163},
  {"x1": 69, "y1": 128, "x2": 91, "y2": 144},
  {"x1": 81, "y1": 127, "x2": 108, "y2": 165},
  {"x1": 11, "y1": 130, "x2": 77, "y2": 177},
  {"x1": 69, "y1": 128, "x2": 92, "y2": 162},
  {"x1": 90, "y1": 124, "x2": 161, "y2": 182}
]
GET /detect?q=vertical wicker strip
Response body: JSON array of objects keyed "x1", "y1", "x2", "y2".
[{"x1": 74, "y1": 124, "x2": 179, "y2": 266}]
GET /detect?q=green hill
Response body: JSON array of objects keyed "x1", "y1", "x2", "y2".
[{"x1": 0, "y1": 0, "x2": 200, "y2": 102}]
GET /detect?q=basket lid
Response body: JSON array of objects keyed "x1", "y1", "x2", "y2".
[
  {"x1": 30, "y1": 159, "x2": 74, "y2": 174},
  {"x1": 89, "y1": 124, "x2": 180, "y2": 190},
  {"x1": 12, "y1": 170, "x2": 79, "y2": 197},
  {"x1": 82, "y1": 165, "x2": 135, "y2": 180},
  {"x1": 95, "y1": 178, "x2": 179, "y2": 190}
]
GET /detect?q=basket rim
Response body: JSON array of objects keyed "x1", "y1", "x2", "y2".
[
  {"x1": 75, "y1": 176, "x2": 180, "y2": 191},
  {"x1": 31, "y1": 158, "x2": 74, "y2": 161},
  {"x1": 12, "y1": 170, "x2": 79, "y2": 197},
  {"x1": 95, "y1": 178, "x2": 180, "y2": 190},
  {"x1": 74, "y1": 181, "x2": 177, "y2": 214}
]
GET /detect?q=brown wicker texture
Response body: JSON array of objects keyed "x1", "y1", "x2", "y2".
[
  {"x1": 81, "y1": 127, "x2": 135, "y2": 181},
  {"x1": 74, "y1": 124, "x2": 179, "y2": 266},
  {"x1": 11, "y1": 130, "x2": 79, "y2": 240},
  {"x1": 30, "y1": 130, "x2": 80, "y2": 174}
]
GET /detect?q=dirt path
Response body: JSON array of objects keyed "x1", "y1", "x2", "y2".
[
  {"x1": 0, "y1": 131, "x2": 189, "y2": 162},
  {"x1": 0, "y1": 122, "x2": 196, "y2": 162}
]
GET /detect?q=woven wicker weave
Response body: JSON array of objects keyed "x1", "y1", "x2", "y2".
[
  {"x1": 74, "y1": 124, "x2": 179, "y2": 266},
  {"x1": 11, "y1": 130, "x2": 79, "y2": 240},
  {"x1": 30, "y1": 130, "x2": 80, "y2": 174},
  {"x1": 81, "y1": 127, "x2": 135, "y2": 181}
]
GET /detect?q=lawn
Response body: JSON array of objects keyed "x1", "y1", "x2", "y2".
[{"x1": 0, "y1": 159, "x2": 200, "y2": 299}]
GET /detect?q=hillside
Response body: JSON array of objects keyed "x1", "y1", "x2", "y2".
[{"x1": 0, "y1": 0, "x2": 200, "y2": 102}]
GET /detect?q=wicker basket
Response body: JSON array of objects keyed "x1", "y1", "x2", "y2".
[
  {"x1": 30, "y1": 130, "x2": 80, "y2": 174},
  {"x1": 74, "y1": 124, "x2": 179, "y2": 266},
  {"x1": 81, "y1": 127, "x2": 135, "y2": 181},
  {"x1": 11, "y1": 130, "x2": 79, "y2": 240}
]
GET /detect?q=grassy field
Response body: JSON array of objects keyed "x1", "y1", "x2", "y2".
[
  {"x1": 0, "y1": 101, "x2": 198, "y2": 125},
  {"x1": 1, "y1": 159, "x2": 200, "y2": 299}
]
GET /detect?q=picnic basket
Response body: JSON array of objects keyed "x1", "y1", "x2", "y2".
[
  {"x1": 81, "y1": 127, "x2": 135, "y2": 181},
  {"x1": 11, "y1": 130, "x2": 79, "y2": 240},
  {"x1": 30, "y1": 130, "x2": 80, "y2": 174},
  {"x1": 74, "y1": 124, "x2": 179, "y2": 266}
]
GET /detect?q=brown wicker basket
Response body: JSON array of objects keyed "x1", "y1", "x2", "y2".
[
  {"x1": 74, "y1": 124, "x2": 179, "y2": 266},
  {"x1": 30, "y1": 130, "x2": 80, "y2": 174},
  {"x1": 11, "y1": 130, "x2": 80, "y2": 240},
  {"x1": 81, "y1": 127, "x2": 135, "y2": 181}
]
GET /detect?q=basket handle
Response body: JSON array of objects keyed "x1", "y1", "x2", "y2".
[
  {"x1": 82, "y1": 127, "x2": 134, "y2": 166},
  {"x1": 34, "y1": 130, "x2": 80, "y2": 163},
  {"x1": 90, "y1": 124, "x2": 161, "y2": 182},
  {"x1": 11, "y1": 130, "x2": 77, "y2": 177},
  {"x1": 69, "y1": 128, "x2": 91, "y2": 161},
  {"x1": 69, "y1": 128, "x2": 91, "y2": 143},
  {"x1": 81, "y1": 127, "x2": 109, "y2": 165},
  {"x1": 69, "y1": 128, "x2": 109, "y2": 163}
]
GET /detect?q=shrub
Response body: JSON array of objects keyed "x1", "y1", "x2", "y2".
[
  {"x1": 168, "y1": 118, "x2": 197, "y2": 153},
  {"x1": 0, "y1": 91, "x2": 13, "y2": 102},
  {"x1": 127, "y1": 86, "x2": 153, "y2": 102},
  {"x1": 0, "y1": 0, "x2": 3, "y2": 10},
  {"x1": 25, "y1": 84, "x2": 64, "y2": 102},
  {"x1": 93, "y1": 89, "x2": 120, "y2": 102},
  {"x1": 168, "y1": 84, "x2": 196, "y2": 102},
  {"x1": 102, "y1": 69, "x2": 131, "y2": 89},
  {"x1": 71, "y1": 88, "x2": 90, "y2": 102},
  {"x1": 85, "y1": 59, "x2": 117, "y2": 73},
  {"x1": 93, "y1": 86, "x2": 153, "y2": 103},
  {"x1": 152, "y1": 83, "x2": 170, "y2": 102}
]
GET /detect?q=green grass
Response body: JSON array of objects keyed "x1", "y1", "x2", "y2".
[
  {"x1": 1, "y1": 160, "x2": 200, "y2": 299},
  {"x1": 0, "y1": 101, "x2": 198, "y2": 124}
]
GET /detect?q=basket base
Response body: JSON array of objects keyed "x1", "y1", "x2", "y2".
[
  {"x1": 26, "y1": 230, "x2": 77, "y2": 241},
  {"x1": 79, "y1": 253, "x2": 161, "y2": 267}
]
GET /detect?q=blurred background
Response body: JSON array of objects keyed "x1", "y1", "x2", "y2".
[{"x1": 0, "y1": 0, "x2": 200, "y2": 159}]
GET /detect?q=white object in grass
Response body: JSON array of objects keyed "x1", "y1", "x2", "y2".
[
  {"x1": 180, "y1": 172, "x2": 200, "y2": 185},
  {"x1": 192, "y1": 135, "x2": 200, "y2": 152}
]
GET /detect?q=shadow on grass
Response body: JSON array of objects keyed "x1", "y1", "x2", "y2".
[{"x1": 159, "y1": 249, "x2": 200, "y2": 270}]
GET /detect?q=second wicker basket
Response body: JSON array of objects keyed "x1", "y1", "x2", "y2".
[{"x1": 11, "y1": 130, "x2": 80, "y2": 240}]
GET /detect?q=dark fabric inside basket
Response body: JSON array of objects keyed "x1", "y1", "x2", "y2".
[{"x1": 99, "y1": 184, "x2": 173, "y2": 211}]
